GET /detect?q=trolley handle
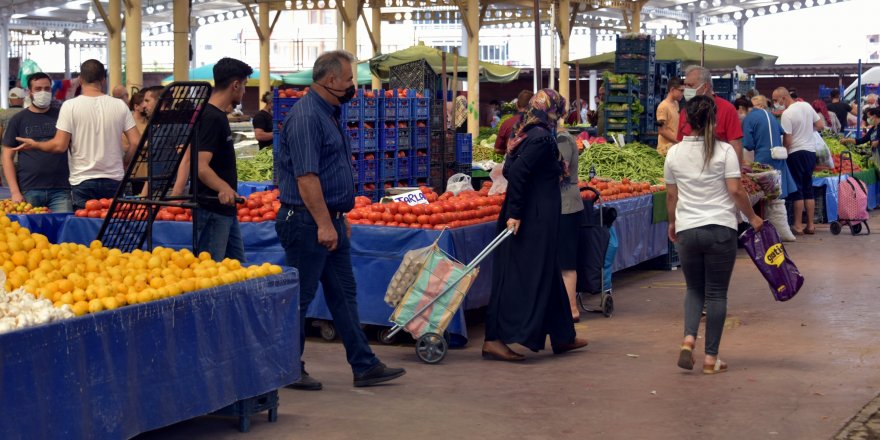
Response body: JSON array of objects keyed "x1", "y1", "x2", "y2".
[
  {"x1": 579, "y1": 186, "x2": 601, "y2": 203},
  {"x1": 838, "y1": 150, "x2": 854, "y2": 184}
]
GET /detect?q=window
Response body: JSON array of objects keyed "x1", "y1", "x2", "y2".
[
  {"x1": 323, "y1": 11, "x2": 335, "y2": 25},
  {"x1": 308, "y1": 11, "x2": 320, "y2": 24}
]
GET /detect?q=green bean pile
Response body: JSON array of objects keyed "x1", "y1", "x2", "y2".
[{"x1": 577, "y1": 143, "x2": 666, "y2": 184}]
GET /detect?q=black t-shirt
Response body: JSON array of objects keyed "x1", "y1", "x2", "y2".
[
  {"x1": 193, "y1": 104, "x2": 237, "y2": 216},
  {"x1": 1, "y1": 108, "x2": 70, "y2": 191},
  {"x1": 252, "y1": 109, "x2": 273, "y2": 149},
  {"x1": 827, "y1": 102, "x2": 850, "y2": 129}
]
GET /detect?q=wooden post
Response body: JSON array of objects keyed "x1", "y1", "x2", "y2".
[
  {"x1": 124, "y1": 0, "x2": 143, "y2": 95},
  {"x1": 172, "y1": 0, "x2": 189, "y2": 81},
  {"x1": 465, "y1": 0, "x2": 480, "y2": 138},
  {"x1": 371, "y1": 5, "x2": 382, "y2": 90},
  {"x1": 106, "y1": 0, "x2": 122, "y2": 90},
  {"x1": 558, "y1": 0, "x2": 571, "y2": 103},
  {"x1": 259, "y1": 3, "x2": 271, "y2": 99}
]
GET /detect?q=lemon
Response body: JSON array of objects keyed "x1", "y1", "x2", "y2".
[
  {"x1": 72, "y1": 301, "x2": 89, "y2": 316},
  {"x1": 87, "y1": 298, "x2": 104, "y2": 313}
]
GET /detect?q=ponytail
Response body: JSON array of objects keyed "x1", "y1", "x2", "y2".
[{"x1": 685, "y1": 95, "x2": 717, "y2": 169}]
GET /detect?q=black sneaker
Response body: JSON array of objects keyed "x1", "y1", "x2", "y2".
[
  {"x1": 286, "y1": 369, "x2": 323, "y2": 391},
  {"x1": 353, "y1": 362, "x2": 406, "y2": 387}
]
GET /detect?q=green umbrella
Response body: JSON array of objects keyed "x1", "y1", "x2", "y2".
[
  {"x1": 161, "y1": 63, "x2": 281, "y2": 86},
  {"x1": 282, "y1": 62, "x2": 373, "y2": 86},
  {"x1": 369, "y1": 43, "x2": 521, "y2": 83},
  {"x1": 569, "y1": 35, "x2": 777, "y2": 70}
]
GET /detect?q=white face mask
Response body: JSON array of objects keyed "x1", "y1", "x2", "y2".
[
  {"x1": 774, "y1": 102, "x2": 786, "y2": 111},
  {"x1": 682, "y1": 88, "x2": 698, "y2": 102},
  {"x1": 32, "y1": 91, "x2": 52, "y2": 109}
]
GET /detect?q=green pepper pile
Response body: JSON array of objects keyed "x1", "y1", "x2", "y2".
[
  {"x1": 578, "y1": 143, "x2": 666, "y2": 184},
  {"x1": 237, "y1": 148, "x2": 274, "y2": 182}
]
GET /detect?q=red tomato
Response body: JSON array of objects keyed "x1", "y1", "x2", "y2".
[
  {"x1": 429, "y1": 213, "x2": 443, "y2": 225},
  {"x1": 75, "y1": 209, "x2": 88, "y2": 217},
  {"x1": 87, "y1": 209, "x2": 101, "y2": 218},
  {"x1": 373, "y1": 221, "x2": 386, "y2": 226},
  {"x1": 174, "y1": 214, "x2": 188, "y2": 221},
  {"x1": 371, "y1": 204, "x2": 385, "y2": 213},
  {"x1": 240, "y1": 215, "x2": 253, "y2": 222},
  {"x1": 417, "y1": 214, "x2": 430, "y2": 225},
  {"x1": 398, "y1": 204, "x2": 412, "y2": 215},
  {"x1": 394, "y1": 213, "x2": 403, "y2": 223},
  {"x1": 387, "y1": 203, "x2": 400, "y2": 215},
  {"x1": 367, "y1": 212, "x2": 382, "y2": 222},
  {"x1": 85, "y1": 200, "x2": 101, "y2": 211},
  {"x1": 238, "y1": 208, "x2": 250, "y2": 217},
  {"x1": 263, "y1": 211, "x2": 277, "y2": 221},
  {"x1": 246, "y1": 199, "x2": 260, "y2": 210},
  {"x1": 167, "y1": 206, "x2": 184, "y2": 215},
  {"x1": 348, "y1": 210, "x2": 363, "y2": 220},
  {"x1": 411, "y1": 205, "x2": 426, "y2": 216},
  {"x1": 99, "y1": 198, "x2": 111, "y2": 209},
  {"x1": 381, "y1": 212, "x2": 393, "y2": 223},
  {"x1": 403, "y1": 213, "x2": 417, "y2": 224}
]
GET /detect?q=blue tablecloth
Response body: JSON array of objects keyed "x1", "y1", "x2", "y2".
[
  {"x1": 607, "y1": 195, "x2": 669, "y2": 271},
  {"x1": 0, "y1": 271, "x2": 300, "y2": 440},
  {"x1": 57, "y1": 218, "x2": 490, "y2": 345},
  {"x1": 237, "y1": 181, "x2": 276, "y2": 196},
  {"x1": 7, "y1": 213, "x2": 72, "y2": 244}
]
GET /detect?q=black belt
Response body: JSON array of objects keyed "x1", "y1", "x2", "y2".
[{"x1": 283, "y1": 204, "x2": 345, "y2": 220}]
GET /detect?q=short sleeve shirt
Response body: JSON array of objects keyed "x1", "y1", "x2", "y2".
[
  {"x1": 664, "y1": 137, "x2": 741, "y2": 233},
  {"x1": 193, "y1": 104, "x2": 237, "y2": 216},
  {"x1": 277, "y1": 92, "x2": 355, "y2": 212},
  {"x1": 677, "y1": 95, "x2": 744, "y2": 143},
  {"x1": 780, "y1": 101, "x2": 820, "y2": 154},
  {"x1": 656, "y1": 99, "x2": 679, "y2": 154},
  {"x1": 1, "y1": 108, "x2": 70, "y2": 191},
  {"x1": 252, "y1": 110, "x2": 273, "y2": 149}
]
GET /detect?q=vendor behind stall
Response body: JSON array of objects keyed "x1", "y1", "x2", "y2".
[
  {"x1": 494, "y1": 90, "x2": 533, "y2": 155},
  {"x1": 12, "y1": 59, "x2": 140, "y2": 210}
]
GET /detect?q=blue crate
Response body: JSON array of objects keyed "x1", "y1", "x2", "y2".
[
  {"x1": 414, "y1": 126, "x2": 429, "y2": 148},
  {"x1": 346, "y1": 124, "x2": 362, "y2": 154},
  {"x1": 379, "y1": 158, "x2": 396, "y2": 180},
  {"x1": 398, "y1": 126, "x2": 412, "y2": 149},
  {"x1": 345, "y1": 97, "x2": 362, "y2": 122},
  {"x1": 412, "y1": 176, "x2": 429, "y2": 187},
  {"x1": 381, "y1": 127, "x2": 398, "y2": 151},
  {"x1": 362, "y1": 125, "x2": 378, "y2": 151},
  {"x1": 413, "y1": 96, "x2": 430, "y2": 119},
  {"x1": 412, "y1": 154, "x2": 429, "y2": 177},
  {"x1": 397, "y1": 94, "x2": 413, "y2": 117},
  {"x1": 357, "y1": 184, "x2": 380, "y2": 202},
  {"x1": 362, "y1": 91, "x2": 379, "y2": 121},
  {"x1": 383, "y1": 95, "x2": 398, "y2": 120},
  {"x1": 606, "y1": 94, "x2": 639, "y2": 104},
  {"x1": 397, "y1": 157, "x2": 411, "y2": 179},
  {"x1": 212, "y1": 390, "x2": 279, "y2": 433},
  {"x1": 360, "y1": 157, "x2": 378, "y2": 182},
  {"x1": 616, "y1": 36, "x2": 655, "y2": 55},
  {"x1": 455, "y1": 133, "x2": 472, "y2": 164},
  {"x1": 614, "y1": 56, "x2": 655, "y2": 75},
  {"x1": 273, "y1": 97, "x2": 299, "y2": 123}
]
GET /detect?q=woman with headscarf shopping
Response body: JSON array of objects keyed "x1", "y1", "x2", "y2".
[
  {"x1": 482, "y1": 89, "x2": 588, "y2": 362},
  {"x1": 665, "y1": 95, "x2": 762, "y2": 375}
]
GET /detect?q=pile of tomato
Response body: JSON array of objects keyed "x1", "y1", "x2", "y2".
[
  {"x1": 347, "y1": 184, "x2": 504, "y2": 229},
  {"x1": 75, "y1": 190, "x2": 282, "y2": 223},
  {"x1": 579, "y1": 178, "x2": 665, "y2": 201}
]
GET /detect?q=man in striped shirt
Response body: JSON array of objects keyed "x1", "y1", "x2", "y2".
[{"x1": 276, "y1": 50, "x2": 406, "y2": 390}]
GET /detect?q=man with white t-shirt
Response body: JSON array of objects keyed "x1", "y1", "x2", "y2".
[
  {"x1": 772, "y1": 87, "x2": 825, "y2": 236},
  {"x1": 13, "y1": 59, "x2": 140, "y2": 210}
]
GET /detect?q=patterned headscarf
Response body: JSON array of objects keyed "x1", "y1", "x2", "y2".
[{"x1": 506, "y1": 88, "x2": 567, "y2": 154}]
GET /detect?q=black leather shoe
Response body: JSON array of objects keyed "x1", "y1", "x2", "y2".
[
  {"x1": 353, "y1": 362, "x2": 406, "y2": 387},
  {"x1": 286, "y1": 369, "x2": 323, "y2": 391}
]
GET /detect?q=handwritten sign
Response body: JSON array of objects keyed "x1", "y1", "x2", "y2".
[{"x1": 389, "y1": 189, "x2": 429, "y2": 206}]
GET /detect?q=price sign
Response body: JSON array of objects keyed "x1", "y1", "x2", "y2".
[{"x1": 389, "y1": 189, "x2": 429, "y2": 206}]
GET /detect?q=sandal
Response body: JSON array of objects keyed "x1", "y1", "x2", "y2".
[
  {"x1": 702, "y1": 359, "x2": 728, "y2": 375},
  {"x1": 804, "y1": 227, "x2": 816, "y2": 235},
  {"x1": 677, "y1": 342, "x2": 695, "y2": 370}
]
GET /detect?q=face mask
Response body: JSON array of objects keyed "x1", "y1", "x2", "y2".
[
  {"x1": 32, "y1": 91, "x2": 52, "y2": 109},
  {"x1": 774, "y1": 103, "x2": 785, "y2": 111},
  {"x1": 682, "y1": 87, "x2": 698, "y2": 102},
  {"x1": 323, "y1": 83, "x2": 356, "y2": 104}
]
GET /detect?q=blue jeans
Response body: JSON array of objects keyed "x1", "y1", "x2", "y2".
[
  {"x1": 71, "y1": 179, "x2": 121, "y2": 210},
  {"x1": 675, "y1": 225, "x2": 738, "y2": 356},
  {"x1": 275, "y1": 207, "x2": 378, "y2": 375},
  {"x1": 194, "y1": 208, "x2": 246, "y2": 262},
  {"x1": 23, "y1": 189, "x2": 73, "y2": 213}
]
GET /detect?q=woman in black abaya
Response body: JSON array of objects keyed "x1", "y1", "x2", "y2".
[{"x1": 482, "y1": 89, "x2": 589, "y2": 361}]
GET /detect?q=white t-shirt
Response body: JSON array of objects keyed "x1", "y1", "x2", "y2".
[
  {"x1": 780, "y1": 101, "x2": 820, "y2": 154},
  {"x1": 56, "y1": 95, "x2": 135, "y2": 186},
  {"x1": 664, "y1": 137, "x2": 742, "y2": 233}
]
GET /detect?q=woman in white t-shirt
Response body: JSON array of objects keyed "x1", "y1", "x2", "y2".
[{"x1": 664, "y1": 95, "x2": 763, "y2": 375}]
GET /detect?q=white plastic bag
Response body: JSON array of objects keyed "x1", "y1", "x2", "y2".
[
  {"x1": 814, "y1": 132, "x2": 834, "y2": 169},
  {"x1": 384, "y1": 245, "x2": 434, "y2": 307},
  {"x1": 488, "y1": 161, "x2": 508, "y2": 195},
  {"x1": 446, "y1": 173, "x2": 473, "y2": 195},
  {"x1": 766, "y1": 199, "x2": 796, "y2": 242}
]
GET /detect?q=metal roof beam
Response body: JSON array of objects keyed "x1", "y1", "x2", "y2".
[
  {"x1": 9, "y1": 18, "x2": 99, "y2": 31},
  {"x1": 642, "y1": 6, "x2": 690, "y2": 21}
]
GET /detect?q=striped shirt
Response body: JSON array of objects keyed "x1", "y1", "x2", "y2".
[{"x1": 277, "y1": 91, "x2": 355, "y2": 212}]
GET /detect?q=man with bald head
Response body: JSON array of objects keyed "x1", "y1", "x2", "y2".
[
  {"x1": 677, "y1": 65, "x2": 744, "y2": 163},
  {"x1": 112, "y1": 85, "x2": 129, "y2": 104},
  {"x1": 771, "y1": 86, "x2": 824, "y2": 236}
]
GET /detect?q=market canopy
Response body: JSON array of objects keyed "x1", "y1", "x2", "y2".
[
  {"x1": 282, "y1": 62, "x2": 373, "y2": 86},
  {"x1": 569, "y1": 36, "x2": 778, "y2": 71},
  {"x1": 369, "y1": 44, "x2": 521, "y2": 84},
  {"x1": 161, "y1": 64, "x2": 281, "y2": 87}
]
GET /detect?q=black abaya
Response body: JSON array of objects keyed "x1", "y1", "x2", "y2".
[{"x1": 485, "y1": 126, "x2": 576, "y2": 352}]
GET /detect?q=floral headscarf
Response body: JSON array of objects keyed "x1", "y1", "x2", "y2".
[{"x1": 506, "y1": 88, "x2": 567, "y2": 154}]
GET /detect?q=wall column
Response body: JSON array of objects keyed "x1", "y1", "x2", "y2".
[
  {"x1": 371, "y1": 6, "x2": 382, "y2": 90},
  {"x1": 173, "y1": 0, "x2": 190, "y2": 81},
  {"x1": 464, "y1": 0, "x2": 479, "y2": 137},
  {"x1": 107, "y1": 0, "x2": 123, "y2": 90},
  {"x1": 734, "y1": 18, "x2": 747, "y2": 51},
  {"x1": 124, "y1": 0, "x2": 143, "y2": 95},
  {"x1": 259, "y1": 3, "x2": 271, "y2": 99},
  {"x1": 558, "y1": 0, "x2": 571, "y2": 104},
  {"x1": 0, "y1": 15, "x2": 8, "y2": 109}
]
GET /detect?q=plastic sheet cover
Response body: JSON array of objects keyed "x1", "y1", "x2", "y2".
[
  {"x1": 0, "y1": 271, "x2": 300, "y2": 440},
  {"x1": 7, "y1": 213, "x2": 72, "y2": 244},
  {"x1": 608, "y1": 195, "x2": 669, "y2": 271}
]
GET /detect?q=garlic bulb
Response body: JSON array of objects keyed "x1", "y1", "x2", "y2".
[{"x1": 0, "y1": 270, "x2": 74, "y2": 335}]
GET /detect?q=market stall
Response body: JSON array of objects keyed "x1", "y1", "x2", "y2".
[{"x1": 0, "y1": 271, "x2": 300, "y2": 439}]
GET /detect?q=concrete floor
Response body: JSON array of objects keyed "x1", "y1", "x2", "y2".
[{"x1": 136, "y1": 217, "x2": 880, "y2": 440}]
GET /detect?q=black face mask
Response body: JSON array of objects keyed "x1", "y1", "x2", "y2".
[{"x1": 323, "y1": 83, "x2": 356, "y2": 104}]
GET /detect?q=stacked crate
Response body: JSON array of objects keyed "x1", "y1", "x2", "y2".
[
  {"x1": 343, "y1": 88, "x2": 432, "y2": 201},
  {"x1": 640, "y1": 60, "x2": 682, "y2": 147},
  {"x1": 615, "y1": 35, "x2": 657, "y2": 142},
  {"x1": 271, "y1": 89, "x2": 302, "y2": 155},
  {"x1": 604, "y1": 77, "x2": 642, "y2": 144}
]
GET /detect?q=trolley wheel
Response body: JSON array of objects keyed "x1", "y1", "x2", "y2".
[
  {"x1": 830, "y1": 222, "x2": 842, "y2": 235},
  {"x1": 377, "y1": 327, "x2": 397, "y2": 345},
  {"x1": 415, "y1": 332, "x2": 447, "y2": 364},
  {"x1": 318, "y1": 321, "x2": 337, "y2": 341},
  {"x1": 602, "y1": 294, "x2": 614, "y2": 318},
  {"x1": 852, "y1": 223, "x2": 862, "y2": 235}
]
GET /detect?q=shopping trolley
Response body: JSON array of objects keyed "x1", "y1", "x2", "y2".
[
  {"x1": 576, "y1": 186, "x2": 618, "y2": 317},
  {"x1": 830, "y1": 151, "x2": 871, "y2": 236},
  {"x1": 382, "y1": 228, "x2": 513, "y2": 364}
]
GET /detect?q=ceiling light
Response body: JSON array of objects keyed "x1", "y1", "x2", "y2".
[
  {"x1": 146, "y1": 6, "x2": 154, "y2": 14},
  {"x1": 793, "y1": 1, "x2": 802, "y2": 9},
  {"x1": 11, "y1": 13, "x2": 26, "y2": 19},
  {"x1": 86, "y1": 5, "x2": 96, "y2": 22},
  {"x1": 756, "y1": 8, "x2": 765, "y2": 15},
  {"x1": 805, "y1": 0, "x2": 813, "y2": 5},
  {"x1": 712, "y1": 0, "x2": 720, "y2": 6},
  {"x1": 207, "y1": 16, "x2": 215, "y2": 23},
  {"x1": 744, "y1": 9, "x2": 754, "y2": 17},
  {"x1": 285, "y1": 0, "x2": 292, "y2": 8},
  {"x1": 236, "y1": 10, "x2": 246, "y2": 18},
  {"x1": 733, "y1": 11, "x2": 742, "y2": 19},
  {"x1": 769, "y1": 5, "x2": 778, "y2": 13},
  {"x1": 156, "y1": 4, "x2": 165, "y2": 11},
  {"x1": 781, "y1": 3, "x2": 790, "y2": 11}
]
